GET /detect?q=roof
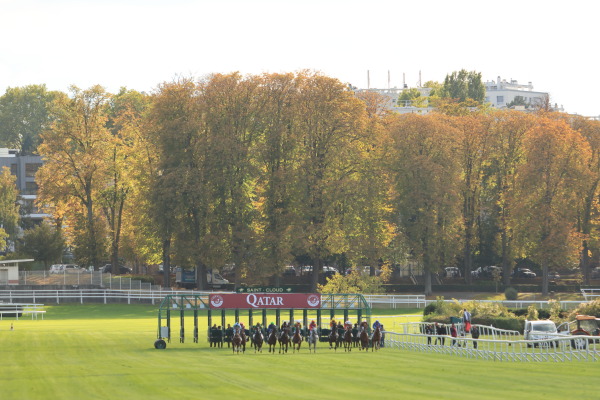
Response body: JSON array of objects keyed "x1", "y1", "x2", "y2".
[{"x1": 0, "y1": 259, "x2": 34, "y2": 265}]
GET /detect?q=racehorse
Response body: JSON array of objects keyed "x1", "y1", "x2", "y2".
[
  {"x1": 253, "y1": 327, "x2": 264, "y2": 353},
  {"x1": 267, "y1": 328, "x2": 278, "y2": 353},
  {"x1": 343, "y1": 326, "x2": 353, "y2": 352},
  {"x1": 232, "y1": 328, "x2": 244, "y2": 354},
  {"x1": 292, "y1": 324, "x2": 303, "y2": 353},
  {"x1": 328, "y1": 327, "x2": 338, "y2": 351},
  {"x1": 279, "y1": 326, "x2": 290, "y2": 354},
  {"x1": 359, "y1": 322, "x2": 369, "y2": 351},
  {"x1": 371, "y1": 325, "x2": 382, "y2": 352},
  {"x1": 307, "y1": 328, "x2": 319, "y2": 353}
]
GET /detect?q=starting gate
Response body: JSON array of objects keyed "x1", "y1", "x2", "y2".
[{"x1": 154, "y1": 293, "x2": 371, "y2": 349}]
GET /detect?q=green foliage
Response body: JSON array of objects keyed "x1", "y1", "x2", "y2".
[
  {"x1": 440, "y1": 69, "x2": 485, "y2": 103},
  {"x1": 527, "y1": 304, "x2": 539, "y2": 320},
  {"x1": 0, "y1": 84, "x2": 57, "y2": 154},
  {"x1": 569, "y1": 299, "x2": 600, "y2": 318},
  {"x1": 0, "y1": 166, "x2": 20, "y2": 240},
  {"x1": 504, "y1": 286, "x2": 518, "y2": 300},
  {"x1": 423, "y1": 303, "x2": 437, "y2": 316},
  {"x1": 19, "y1": 222, "x2": 64, "y2": 269}
]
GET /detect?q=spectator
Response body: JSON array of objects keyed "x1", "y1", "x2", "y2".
[
  {"x1": 462, "y1": 308, "x2": 472, "y2": 333},
  {"x1": 471, "y1": 325, "x2": 480, "y2": 349},
  {"x1": 435, "y1": 323, "x2": 446, "y2": 346},
  {"x1": 450, "y1": 323, "x2": 458, "y2": 346},
  {"x1": 425, "y1": 324, "x2": 433, "y2": 345}
]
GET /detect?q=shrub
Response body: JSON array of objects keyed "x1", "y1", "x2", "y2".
[
  {"x1": 423, "y1": 303, "x2": 437, "y2": 316},
  {"x1": 526, "y1": 304, "x2": 539, "y2": 320},
  {"x1": 504, "y1": 287, "x2": 518, "y2": 300},
  {"x1": 569, "y1": 299, "x2": 600, "y2": 319}
]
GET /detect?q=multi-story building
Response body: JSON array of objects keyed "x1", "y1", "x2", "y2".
[
  {"x1": 0, "y1": 148, "x2": 47, "y2": 224},
  {"x1": 356, "y1": 75, "x2": 556, "y2": 112},
  {"x1": 484, "y1": 76, "x2": 549, "y2": 109}
]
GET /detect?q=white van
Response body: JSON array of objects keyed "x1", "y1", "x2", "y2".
[{"x1": 524, "y1": 320, "x2": 558, "y2": 347}]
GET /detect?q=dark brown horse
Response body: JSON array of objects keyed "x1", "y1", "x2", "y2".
[
  {"x1": 292, "y1": 324, "x2": 303, "y2": 353},
  {"x1": 267, "y1": 328, "x2": 278, "y2": 353},
  {"x1": 232, "y1": 328, "x2": 244, "y2": 354},
  {"x1": 359, "y1": 322, "x2": 369, "y2": 351},
  {"x1": 371, "y1": 325, "x2": 382, "y2": 352},
  {"x1": 279, "y1": 326, "x2": 290, "y2": 354},
  {"x1": 328, "y1": 326, "x2": 338, "y2": 351},
  {"x1": 343, "y1": 326, "x2": 353, "y2": 352},
  {"x1": 253, "y1": 327, "x2": 264, "y2": 353}
]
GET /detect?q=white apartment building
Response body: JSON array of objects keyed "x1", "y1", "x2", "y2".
[{"x1": 484, "y1": 76, "x2": 548, "y2": 109}]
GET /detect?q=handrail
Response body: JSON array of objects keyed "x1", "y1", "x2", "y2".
[{"x1": 384, "y1": 329, "x2": 600, "y2": 362}]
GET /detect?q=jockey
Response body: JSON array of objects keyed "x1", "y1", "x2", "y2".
[
  {"x1": 330, "y1": 319, "x2": 336, "y2": 329},
  {"x1": 344, "y1": 320, "x2": 352, "y2": 330},
  {"x1": 233, "y1": 322, "x2": 241, "y2": 334},
  {"x1": 309, "y1": 320, "x2": 317, "y2": 331},
  {"x1": 267, "y1": 322, "x2": 276, "y2": 334},
  {"x1": 372, "y1": 320, "x2": 382, "y2": 331}
]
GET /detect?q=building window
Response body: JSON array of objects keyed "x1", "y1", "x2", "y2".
[
  {"x1": 25, "y1": 181, "x2": 38, "y2": 195},
  {"x1": 25, "y1": 163, "x2": 42, "y2": 178},
  {"x1": 10, "y1": 164, "x2": 17, "y2": 176},
  {"x1": 497, "y1": 96, "x2": 504, "y2": 103}
]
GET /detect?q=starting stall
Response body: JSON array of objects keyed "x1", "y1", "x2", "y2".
[{"x1": 154, "y1": 293, "x2": 371, "y2": 349}]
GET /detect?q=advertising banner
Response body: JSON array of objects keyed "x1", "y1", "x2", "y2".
[{"x1": 209, "y1": 293, "x2": 321, "y2": 309}]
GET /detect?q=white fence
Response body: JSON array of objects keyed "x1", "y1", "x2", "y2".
[
  {"x1": 581, "y1": 288, "x2": 600, "y2": 301},
  {"x1": 384, "y1": 323, "x2": 600, "y2": 362},
  {"x1": 17, "y1": 271, "x2": 160, "y2": 291}
]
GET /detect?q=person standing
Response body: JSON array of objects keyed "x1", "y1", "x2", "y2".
[
  {"x1": 425, "y1": 324, "x2": 433, "y2": 345},
  {"x1": 450, "y1": 323, "x2": 458, "y2": 346},
  {"x1": 471, "y1": 325, "x2": 480, "y2": 349},
  {"x1": 462, "y1": 308, "x2": 472, "y2": 333}
]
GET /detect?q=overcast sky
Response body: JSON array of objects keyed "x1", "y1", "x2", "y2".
[{"x1": 1, "y1": 0, "x2": 598, "y2": 116}]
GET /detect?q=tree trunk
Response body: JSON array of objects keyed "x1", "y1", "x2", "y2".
[
  {"x1": 541, "y1": 261, "x2": 549, "y2": 296},
  {"x1": 162, "y1": 238, "x2": 171, "y2": 288},
  {"x1": 581, "y1": 240, "x2": 590, "y2": 286},
  {"x1": 424, "y1": 270, "x2": 432, "y2": 296}
]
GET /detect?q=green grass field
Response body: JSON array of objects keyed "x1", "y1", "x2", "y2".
[{"x1": 1, "y1": 304, "x2": 598, "y2": 400}]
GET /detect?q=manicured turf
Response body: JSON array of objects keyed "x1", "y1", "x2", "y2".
[{"x1": 1, "y1": 304, "x2": 598, "y2": 400}]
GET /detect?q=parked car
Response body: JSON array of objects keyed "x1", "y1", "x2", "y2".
[
  {"x1": 591, "y1": 267, "x2": 600, "y2": 279},
  {"x1": 101, "y1": 264, "x2": 132, "y2": 274},
  {"x1": 513, "y1": 267, "x2": 536, "y2": 278},
  {"x1": 548, "y1": 271, "x2": 560, "y2": 280},
  {"x1": 282, "y1": 265, "x2": 297, "y2": 277},
  {"x1": 50, "y1": 264, "x2": 81, "y2": 273},
  {"x1": 524, "y1": 320, "x2": 558, "y2": 347},
  {"x1": 444, "y1": 267, "x2": 461, "y2": 278}
]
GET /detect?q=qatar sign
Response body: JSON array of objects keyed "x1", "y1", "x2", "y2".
[{"x1": 209, "y1": 293, "x2": 321, "y2": 309}]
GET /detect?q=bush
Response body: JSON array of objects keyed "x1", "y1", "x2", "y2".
[
  {"x1": 504, "y1": 287, "x2": 518, "y2": 300},
  {"x1": 423, "y1": 303, "x2": 437, "y2": 316},
  {"x1": 569, "y1": 299, "x2": 600, "y2": 319}
]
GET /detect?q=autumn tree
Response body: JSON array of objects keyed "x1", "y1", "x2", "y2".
[
  {"x1": 37, "y1": 85, "x2": 112, "y2": 268},
  {"x1": 485, "y1": 111, "x2": 535, "y2": 285},
  {"x1": 514, "y1": 116, "x2": 591, "y2": 295},
  {"x1": 449, "y1": 113, "x2": 493, "y2": 282},
  {"x1": 0, "y1": 167, "x2": 20, "y2": 250},
  {"x1": 387, "y1": 114, "x2": 462, "y2": 295},
  {"x1": 292, "y1": 72, "x2": 370, "y2": 291}
]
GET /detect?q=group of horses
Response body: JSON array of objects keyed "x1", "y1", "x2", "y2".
[{"x1": 230, "y1": 321, "x2": 382, "y2": 354}]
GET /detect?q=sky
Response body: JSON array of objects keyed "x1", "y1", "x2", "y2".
[{"x1": 1, "y1": 0, "x2": 599, "y2": 116}]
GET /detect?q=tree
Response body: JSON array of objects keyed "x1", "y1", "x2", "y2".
[
  {"x1": 0, "y1": 166, "x2": 19, "y2": 251},
  {"x1": 20, "y1": 222, "x2": 64, "y2": 270},
  {"x1": 0, "y1": 85, "x2": 58, "y2": 155},
  {"x1": 450, "y1": 113, "x2": 493, "y2": 283},
  {"x1": 514, "y1": 116, "x2": 591, "y2": 295},
  {"x1": 486, "y1": 111, "x2": 535, "y2": 285},
  {"x1": 387, "y1": 114, "x2": 462, "y2": 295},
  {"x1": 37, "y1": 85, "x2": 112, "y2": 268},
  {"x1": 440, "y1": 70, "x2": 485, "y2": 104},
  {"x1": 101, "y1": 88, "x2": 150, "y2": 273},
  {"x1": 291, "y1": 72, "x2": 370, "y2": 291}
]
